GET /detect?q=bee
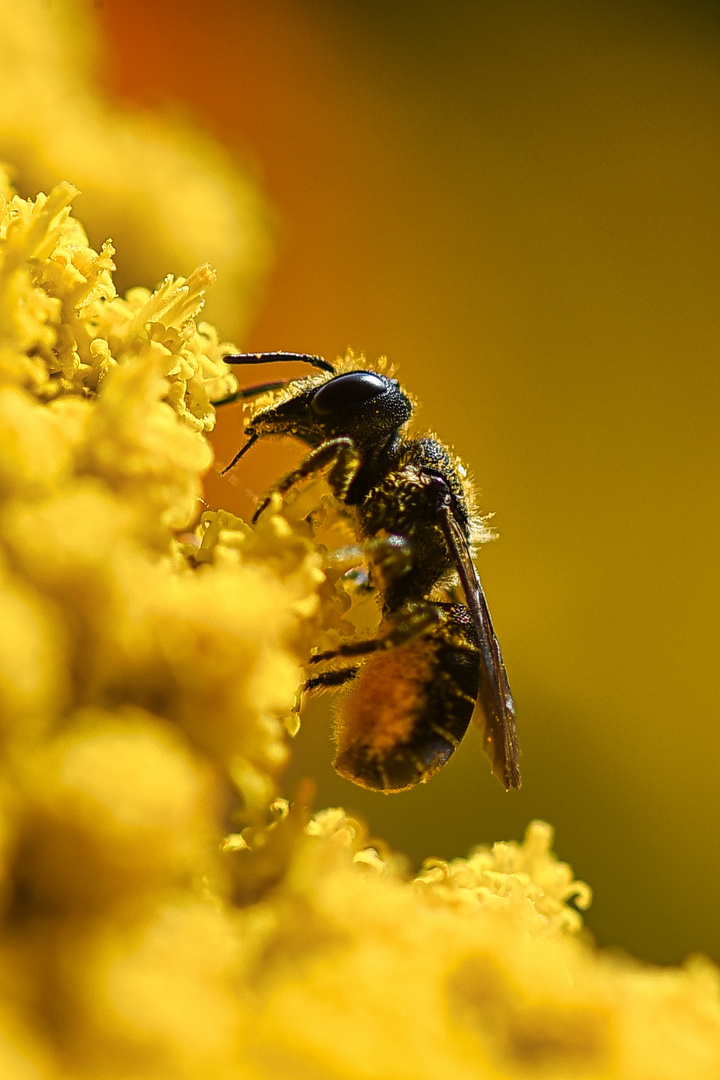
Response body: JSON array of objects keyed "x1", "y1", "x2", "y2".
[{"x1": 215, "y1": 351, "x2": 520, "y2": 793}]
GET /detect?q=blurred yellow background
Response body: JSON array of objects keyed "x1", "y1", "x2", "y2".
[{"x1": 90, "y1": 0, "x2": 720, "y2": 966}]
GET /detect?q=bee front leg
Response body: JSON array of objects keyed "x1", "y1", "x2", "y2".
[{"x1": 252, "y1": 437, "x2": 361, "y2": 523}]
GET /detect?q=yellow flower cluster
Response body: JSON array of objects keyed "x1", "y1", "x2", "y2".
[{"x1": 0, "y1": 175, "x2": 719, "y2": 1079}]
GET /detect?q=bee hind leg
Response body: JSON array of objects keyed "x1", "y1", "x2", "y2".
[
  {"x1": 309, "y1": 601, "x2": 441, "y2": 666},
  {"x1": 303, "y1": 666, "x2": 360, "y2": 693}
]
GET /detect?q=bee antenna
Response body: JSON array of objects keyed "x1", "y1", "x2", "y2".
[
  {"x1": 223, "y1": 352, "x2": 336, "y2": 375},
  {"x1": 220, "y1": 431, "x2": 260, "y2": 476}
]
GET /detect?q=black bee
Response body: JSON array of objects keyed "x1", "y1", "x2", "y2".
[{"x1": 215, "y1": 351, "x2": 520, "y2": 793}]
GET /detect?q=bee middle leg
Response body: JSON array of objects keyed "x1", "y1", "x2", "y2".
[{"x1": 325, "y1": 535, "x2": 413, "y2": 595}]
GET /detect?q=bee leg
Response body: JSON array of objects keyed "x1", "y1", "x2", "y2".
[
  {"x1": 325, "y1": 536, "x2": 412, "y2": 593},
  {"x1": 342, "y1": 563, "x2": 374, "y2": 594},
  {"x1": 282, "y1": 666, "x2": 359, "y2": 742},
  {"x1": 303, "y1": 666, "x2": 360, "y2": 692},
  {"x1": 362, "y1": 535, "x2": 413, "y2": 588},
  {"x1": 325, "y1": 536, "x2": 411, "y2": 569},
  {"x1": 323, "y1": 543, "x2": 365, "y2": 569},
  {"x1": 309, "y1": 601, "x2": 441, "y2": 665},
  {"x1": 252, "y1": 437, "x2": 361, "y2": 523}
]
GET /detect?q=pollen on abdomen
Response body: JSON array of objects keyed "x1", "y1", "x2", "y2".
[{"x1": 335, "y1": 640, "x2": 436, "y2": 756}]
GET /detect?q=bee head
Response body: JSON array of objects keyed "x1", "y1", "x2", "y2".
[{"x1": 247, "y1": 369, "x2": 413, "y2": 450}]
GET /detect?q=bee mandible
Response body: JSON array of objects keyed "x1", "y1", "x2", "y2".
[{"x1": 215, "y1": 351, "x2": 521, "y2": 793}]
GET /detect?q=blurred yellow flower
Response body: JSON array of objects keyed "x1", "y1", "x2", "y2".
[
  {"x1": 0, "y1": 176, "x2": 718, "y2": 1079},
  {"x1": 0, "y1": 0, "x2": 272, "y2": 337}
]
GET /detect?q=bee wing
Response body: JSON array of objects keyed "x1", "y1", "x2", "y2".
[{"x1": 438, "y1": 503, "x2": 521, "y2": 790}]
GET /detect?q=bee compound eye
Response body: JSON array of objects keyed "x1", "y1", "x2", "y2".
[{"x1": 311, "y1": 372, "x2": 387, "y2": 416}]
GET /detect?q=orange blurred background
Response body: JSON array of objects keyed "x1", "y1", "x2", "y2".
[{"x1": 95, "y1": 0, "x2": 720, "y2": 965}]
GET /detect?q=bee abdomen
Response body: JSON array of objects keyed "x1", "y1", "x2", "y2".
[{"x1": 333, "y1": 608, "x2": 480, "y2": 792}]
